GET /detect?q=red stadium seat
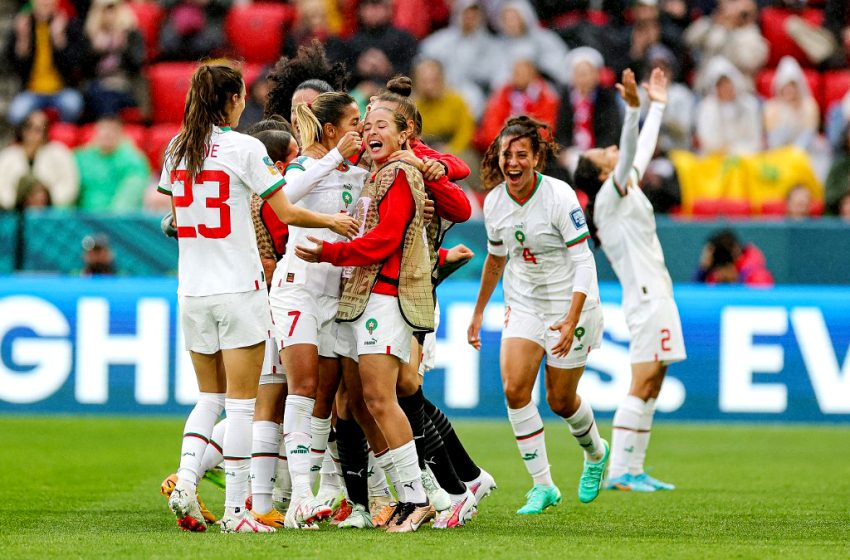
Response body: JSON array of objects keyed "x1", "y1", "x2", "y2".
[
  {"x1": 224, "y1": 3, "x2": 294, "y2": 64},
  {"x1": 145, "y1": 123, "x2": 182, "y2": 171},
  {"x1": 691, "y1": 199, "x2": 721, "y2": 217},
  {"x1": 718, "y1": 199, "x2": 752, "y2": 217},
  {"x1": 810, "y1": 198, "x2": 824, "y2": 216},
  {"x1": 129, "y1": 1, "x2": 165, "y2": 61},
  {"x1": 755, "y1": 68, "x2": 823, "y2": 111},
  {"x1": 48, "y1": 123, "x2": 80, "y2": 147},
  {"x1": 760, "y1": 199, "x2": 787, "y2": 216},
  {"x1": 822, "y1": 70, "x2": 850, "y2": 113},
  {"x1": 146, "y1": 62, "x2": 196, "y2": 123},
  {"x1": 242, "y1": 63, "x2": 266, "y2": 88},
  {"x1": 760, "y1": 7, "x2": 824, "y2": 68}
]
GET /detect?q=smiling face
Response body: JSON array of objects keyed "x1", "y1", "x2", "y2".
[
  {"x1": 499, "y1": 135, "x2": 539, "y2": 191},
  {"x1": 321, "y1": 102, "x2": 360, "y2": 148},
  {"x1": 363, "y1": 108, "x2": 406, "y2": 165}
]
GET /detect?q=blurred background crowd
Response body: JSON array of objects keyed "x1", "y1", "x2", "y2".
[{"x1": 0, "y1": 0, "x2": 849, "y2": 279}]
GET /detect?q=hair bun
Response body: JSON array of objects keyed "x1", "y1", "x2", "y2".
[{"x1": 386, "y1": 75, "x2": 413, "y2": 97}]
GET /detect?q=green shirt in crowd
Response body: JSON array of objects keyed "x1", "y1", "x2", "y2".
[{"x1": 75, "y1": 142, "x2": 151, "y2": 212}]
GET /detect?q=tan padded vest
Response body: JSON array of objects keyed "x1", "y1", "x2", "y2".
[
  {"x1": 250, "y1": 194, "x2": 277, "y2": 261},
  {"x1": 336, "y1": 161, "x2": 435, "y2": 332}
]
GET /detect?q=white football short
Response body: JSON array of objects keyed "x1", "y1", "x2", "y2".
[
  {"x1": 180, "y1": 289, "x2": 271, "y2": 354},
  {"x1": 269, "y1": 284, "x2": 339, "y2": 358},
  {"x1": 334, "y1": 294, "x2": 413, "y2": 363},
  {"x1": 418, "y1": 303, "x2": 440, "y2": 376},
  {"x1": 502, "y1": 303, "x2": 603, "y2": 369},
  {"x1": 259, "y1": 337, "x2": 287, "y2": 385},
  {"x1": 625, "y1": 297, "x2": 687, "y2": 364}
]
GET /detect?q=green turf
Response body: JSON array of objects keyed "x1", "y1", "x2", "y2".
[{"x1": 0, "y1": 417, "x2": 848, "y2": 559}]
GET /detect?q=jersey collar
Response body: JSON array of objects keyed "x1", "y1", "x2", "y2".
[
  {"x1": 506, "y1": 173, "x2": 542, "y2": 207},
  {"x1": 214, "y1": 126, "x2": 232, "y2": 133}
]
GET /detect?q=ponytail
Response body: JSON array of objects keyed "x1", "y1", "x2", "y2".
[
  {"x1": 167, "y1": 63, "x2": 243, "y2": 178},
  {"x1": 292, "y1": 91, "x2": 356, "y2": 149}
]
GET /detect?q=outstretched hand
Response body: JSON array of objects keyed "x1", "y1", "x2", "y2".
[
  {"x1": 295, "y1": 235, "x2": 324, "y2": 263},
  {"x1": 615, "y1": 69, "x2": 640, "y2": 108},
  {"x1": 643, "y1": 67, "x2": 668, "y2": 105},
  {"x1": 331, "y1": 213, "x2": 360, "y2": 239}
]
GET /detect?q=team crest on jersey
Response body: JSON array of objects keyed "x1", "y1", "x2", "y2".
[
  {"x1": 570, "y1": 208, "x2": 586, "y2": 229},
  {"x1": 365, "y1": 318, "x2": 378, "y2": 334},
  {"x1": 514, "y1": 230, "x2": 526, "y2": 245},
  {"x1": 337, "y1": 162, "x2": 350, "y2": 172},
  {"x1": 342, "y1": 191, "x2": 353, "y2": 207}
]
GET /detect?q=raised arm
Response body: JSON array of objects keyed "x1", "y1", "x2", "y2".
[
  {"x1": 634, "y1": 68, "x2": 668, "y2": 180},
  {"x1": 613, "y1": 69, "x2": 641, "y2": 189}
]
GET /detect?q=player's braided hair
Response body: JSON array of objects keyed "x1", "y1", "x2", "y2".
[
  {"x1": 167, "y1": 63, "x2": 243, "y2": 179},
  {"x1": 573, "y1": 156, "x2": 605, "y2": 247},
  {"x1": 265, "y1": 40, "x2": 349, "y2": 120},
  {"x1": 480, "y1": 115, "x2": 558, "y2": 190}
]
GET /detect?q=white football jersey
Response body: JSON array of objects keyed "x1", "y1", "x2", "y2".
[
  {"x1": 158, "y1": 126, "x2": 285, "y2": 297},
  {"x1": 277, "y1": 155, "x2": 368, "y2": 296},
  {"x1": 484, "y1": 173, "x2": 599, "y2": 315},
  {"x1": 594, "y1": 168, "x2": 674, "y2": 311}
]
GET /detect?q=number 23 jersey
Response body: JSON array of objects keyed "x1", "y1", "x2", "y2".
[
  {"x1": 158, "y1": 126, "x2": 285, "y2": 297},
  {"x1": 484, "y1": 173, "x2": 599, "y2": 315}
]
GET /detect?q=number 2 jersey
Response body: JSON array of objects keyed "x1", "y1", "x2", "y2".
[
  {"x1": 277, "y1": 154, "x2": 368, "y2": 297},
  {"x1": 158, "y1": 126, "x2": 285, "y2": 297},
  {"x1": 484, "y1": 172, "x2": 600, "y2": 316}
]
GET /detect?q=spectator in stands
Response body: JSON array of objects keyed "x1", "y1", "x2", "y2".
[
  {"x1": 418, "y1": 0, "x2": 495, "y2": 119},
  {"x1": 695, "y1": 228, "x2": 774, "y2": 286},
  {"x1": 0, "y1": 109, "x2": 79, "y2": 210},
  {"x1": 555, "y1": 47, "x2": 622, "y2": 156},
  {"x1": 393, "y1": 0, "x2": 450, "y2": 40},
  {"x1": 685, "y1": 0, "x2": 768, "y2": 87},
  {"x1": 609, "y1": 0, "x2": 686, "y2": 79},
  {"x1": 82, "y1": 0, "x2": 144, "y2": 119},
  {"x1": 5, "y1": 0, "x2": 85, "y2": 125},
  {"x1": 825, "y1": 89, "x2": 850, "y2": 151},
  {"x1": 283, "y1": 0, "x2": 331, "y2": 59},
  {"x1": 641, "y1": 44, "x2": 695, "y2": 152},
  {"x1": 825, "y1": 125, "x2": 850, "y2": 215},
  {"x1": 158, "y1": 0, "x2": 233, "y2": 61},
  {"x1": 785, "y1": 184, "x2": 813, "y2": 219},
  {"x1": 763, "y1": 56, "x2": 819, "y2": 151},
  {"x1": 74, "y1": 116, "x2": 150, "y2": 212},
  {"x1": 413, "y1": 59, "x2": 476, "y2": 158},
  {"x1": 326, "y1": 0, "x2": 417, "y2": 81},
  {"x1": 474, "y1": 58, "x2": 560, "y2": 151},
  {"x1": 489, "y1": 0, "x2": 571, "y2": 89},
  {"x1": 695, "y1": 57, "x2": 763, "y2": 155},
  {"x1": 238, "y1": 72, "x2": 271, "y2": 132},
  {"x1": 14, "y1": 174, "x2": 52, "y2": 211},
  {"x1": 81, "y1": 233, "x2": 116, "y2": 275},
  {"x1": 824, "y1": 0, "x2": 850, "y2": 68}
]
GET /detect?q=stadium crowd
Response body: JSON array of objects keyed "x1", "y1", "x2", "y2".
[{"x1": 1, "y1": 0, "x2": 850, "y2": 220}]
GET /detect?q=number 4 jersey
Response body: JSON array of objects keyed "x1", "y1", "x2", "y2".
[
  {"x1": 484, "y1": 173, "x2": 600, "y2": 315},
  {"x1": 158, "y1": 126, "x2": 285, "y2": 296}
]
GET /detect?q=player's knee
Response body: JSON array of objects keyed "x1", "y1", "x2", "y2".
[
  {"x1": 287, "y1": 378, "x2": 318, "y2": 399},
  {"x1": 546, "y1": 392, "x2": 576, "y2": 418},
  {"x1": 396, "y1": 375, "x2": 419, "y2": 398},
  {"x1": 503, "y1": 381, "x2": 531, "y2": 409},
  {"x1": 361, "y1": 389, "x2": 392, "y2": 421}
]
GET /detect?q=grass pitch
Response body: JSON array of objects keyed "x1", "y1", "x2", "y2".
[{"x1": 0, "y1": 417, "x2": 848, "y2": 559}]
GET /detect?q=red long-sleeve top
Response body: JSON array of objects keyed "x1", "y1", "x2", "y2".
[
  {"x1": 411, "y1": 139, "x2": 470, "y2": 181},
  {"x1": 424, "y1": 174, "x2": 472, "y2": 224},
  {"x1": 260, "y1": 202, "x2": 289, "y2": 257},
  {"x1": 320, "y1": 168, "x2": 415, "y2": 297}
]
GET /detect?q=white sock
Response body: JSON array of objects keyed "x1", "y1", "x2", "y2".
[
  {"x1": 565, "y1": 397, "x2": 605, "y2": 462},
  {"x1": 309, "y1": 415, "x2": 332, "y2": 488},
  {"x1": 273, "y1": 425, "x2": 292, "y2": 503},
  {"x1": 610, "y1": 395, "x2": 644, "y2": 478},
  {"x1": 374, "y1": 449, "x2": 402, "y2": 501},
  {"x1": 224, "y1": 398, "x2": 255, "y2": 512},
  {"x1": 629, "y1": 397, "x2": 656, "y2": 475},
  {"x1": 283, "y1": 395, "x2": 315, "y2": 498},
  {"x1": 390, "y1": 440, "x2": 426, "y2": 504},
  {"x1": 508, "y1": 402, "x2": 553, "y2": 487},
  {"x1": 199, "y1": 418, "x2": 227, "y2": 475},
  {"x1": 368, "y1": 449, "x2": 391, "y2": 497},
  {"x1": 318, "y1": 440, "x2": 343, "y2": 496},
  {"x1": 251, "y1": 420, "x2": 280, "y2": 514},
  {"x1": 176, "y1": 392, "x2": 225, "y2": 492}
]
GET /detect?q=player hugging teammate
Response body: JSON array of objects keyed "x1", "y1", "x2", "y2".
[{"x1": 158, "y1": 43, "x2": 494, "y2": 534}]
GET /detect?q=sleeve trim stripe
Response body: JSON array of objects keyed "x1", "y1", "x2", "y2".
[
  {"x1": 157, "y1": 186, "x2": 172, "y2": 196},
  {"x1": 488, "y1": 239, "x2": 504, "y2": 246},
  {"x1": 612, "y1": 177, "x2": 628, "y2": 198},
  {"x1": 566, "y1": 232, "x2": 591, "y2": 247},
  {"x1": 285, "y1": 163, "x2": 306, "y2": 172},
  {"x1": 260, "y1": 178, "x2": 286, "y2": 200}
]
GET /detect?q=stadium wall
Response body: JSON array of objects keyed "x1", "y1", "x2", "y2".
[
  {"x1": 2, "y1": 211, "x2": 849, "y2": 284},
  {"x1": 1, "y1": 277, "x2": 848, "y2": 422}
]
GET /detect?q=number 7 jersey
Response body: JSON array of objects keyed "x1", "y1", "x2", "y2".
[
  {"x1": 158, "y1": 126, "x2": 285, "y2": 296},
  {"x1": 484, "y1": 173, "x2": 599, "y2": 315}
]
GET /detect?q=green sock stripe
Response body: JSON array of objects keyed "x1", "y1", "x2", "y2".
[{"x1": 515, "y1": 427, "x2": 544, "y2": 441}]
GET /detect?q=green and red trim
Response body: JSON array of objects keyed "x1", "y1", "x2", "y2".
[
  {"x1": 515, "y1": 427, "x2": 544, "y2": 441},
  {"x1": 260, "y1": 178, "x2": 285, "y2": 200},
  {"x1": 506, "y1": 173, "x2": 543, "y2": 206},
  {"x1": 566, "y1": 232, "x2": 591, "y2": 247},
  {"x1": 252, "y1": 452, "x2": 279, "y2": 458},
  {"x1": 285, "y1": 162, "x2": 306, "y2": 173},
  {"x1": 184, "y1": 432, "x2": 208, "y2": 443},
  {"x1": 157, "y1": 185, "x2": 172, "y2": 196},
  {"x1": 223, "y1": 455, "x2": 250, "y2": 461}
]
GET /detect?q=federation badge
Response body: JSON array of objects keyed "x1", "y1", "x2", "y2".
[
  {"x1": 514, "y1": 230, "x2": 526, "y2": 244},
  {"x1": 365, "y1": 318, "x2": 378, "y2": 334}
]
